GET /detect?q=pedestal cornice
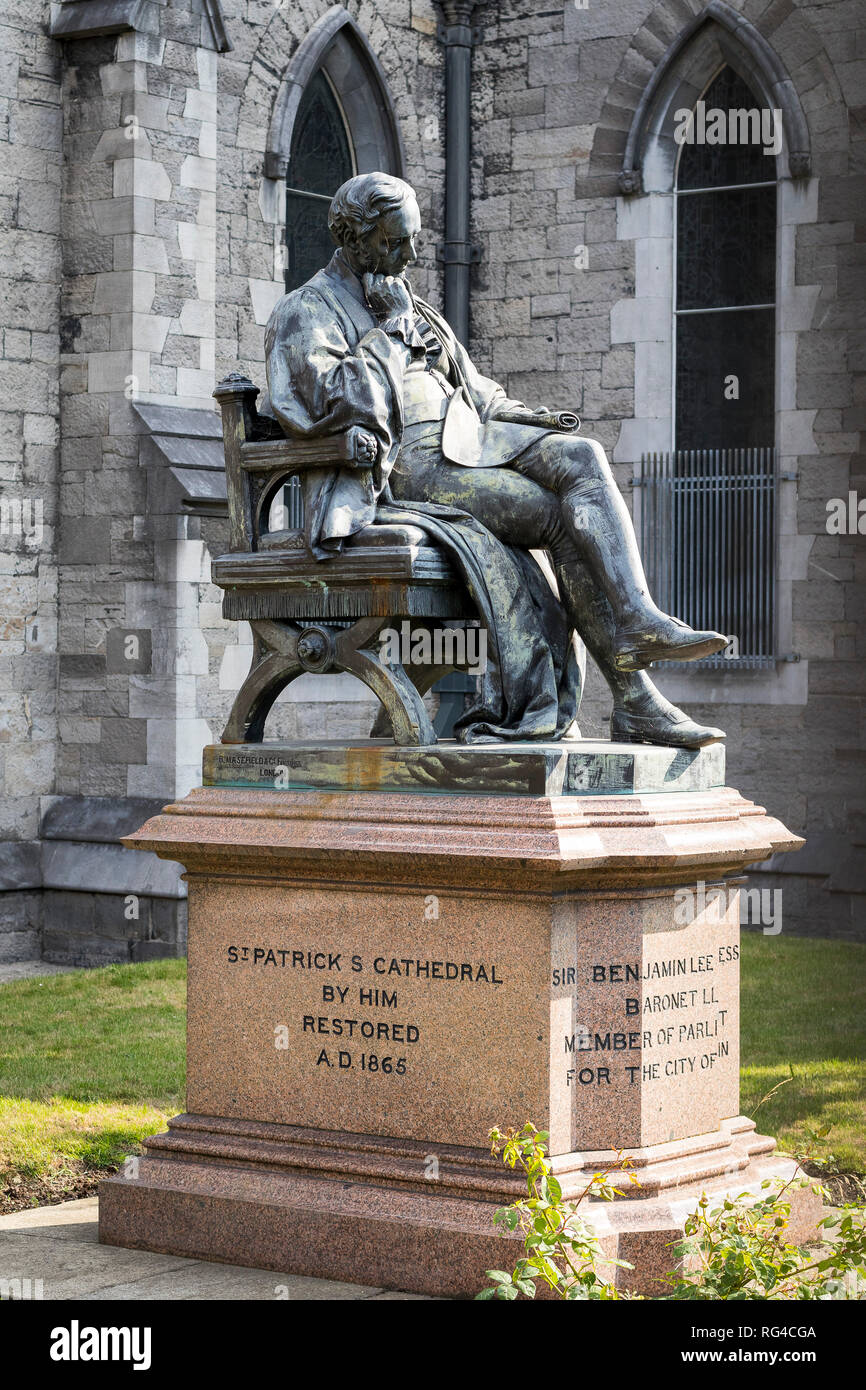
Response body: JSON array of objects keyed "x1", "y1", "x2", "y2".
[{"x1": 125, "y1": 781, "x2": 802, "y2": 892}]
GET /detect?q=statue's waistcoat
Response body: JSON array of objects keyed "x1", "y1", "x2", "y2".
[{"x1": 313, "y1": 256, "x2": 548, "y2": 470}]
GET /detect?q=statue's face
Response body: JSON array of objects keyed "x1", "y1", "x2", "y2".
[{"x1": 349, "y1": 197, "x2": 422, "y2": 276}]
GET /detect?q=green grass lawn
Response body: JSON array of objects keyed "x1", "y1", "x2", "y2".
[
  {"x1": 0, "y1": 937, "x2": 863, "y2": 1193},
  {"x1": 0, "y1": 960, "x2": 185, "y2": 1183},
  {"x1": 740, "y1": 934, "x2": 866, "y2": 1176}
]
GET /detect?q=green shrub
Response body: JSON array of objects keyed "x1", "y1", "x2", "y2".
[
  {"x1": 478, "y1": 1123, "x2": 866, "y2": 1302},
  {"x1": 476, "y1": 1124, "x2": 637, "y2": 1300}
]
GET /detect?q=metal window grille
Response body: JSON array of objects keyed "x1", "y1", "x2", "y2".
[
  {"x1": 282, "y1": 474, "x2": 304, "y2": 530},
  {"x1": 635, "y1": 448, "x2": 778, "y2": 669}
]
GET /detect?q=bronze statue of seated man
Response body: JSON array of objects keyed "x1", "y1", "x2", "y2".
[{"x1": 264, "y1": 172, "x2": 726, "y2": 748}]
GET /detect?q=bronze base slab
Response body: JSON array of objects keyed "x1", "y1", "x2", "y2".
[
  {"x1": 99, "y1": 1113, "x2": 821, "y2": 1298},
  {"x1": 203, "y1": 737, "x2": 726, "y2": 797}
]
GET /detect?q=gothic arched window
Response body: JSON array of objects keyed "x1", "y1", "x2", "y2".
[
  {"x1": 284, "y1": 71, "x2": 354, "y2": 292},
  {"x1": 278, "y1": 16, "x2": 405, "y2": 293},
  {"x1": 619, "y1": 13, "x2": 812, "y2": 686},
  {"x1": 674, "y1": 67, "x2": 777, "y2": 450},
  {"x1": 650, "y1": 67, "x2": 780, "y2": 665}
]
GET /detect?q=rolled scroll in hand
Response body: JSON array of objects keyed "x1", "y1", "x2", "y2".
[{"x1": 494, "y1": 409, "x2": 581, "y2": 432}]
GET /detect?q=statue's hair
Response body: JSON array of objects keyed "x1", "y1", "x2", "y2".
[{"x1": 328, "y1": 173, "x2": 415, "y2": 246}]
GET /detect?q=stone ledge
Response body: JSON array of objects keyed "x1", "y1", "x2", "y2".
[
  {"x1": 42, "y1": 841, "x2": 184, "y2": 899},
  {"x1": 49, "y1": 1, "x2": 159, "y2": 41},
  {"x1": 125, "y1": 777, "x2": 804, "y2": 892},
  {"x1": 49, "y1": 0, "x2": 231, "y2": 52},
  {"x1": 41, "y1": 794, "x2": 167, "y2": 844}
]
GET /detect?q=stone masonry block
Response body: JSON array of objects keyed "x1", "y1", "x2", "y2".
[{"x1": 99, "y1": 717, "x2": 148, "y2": 766}]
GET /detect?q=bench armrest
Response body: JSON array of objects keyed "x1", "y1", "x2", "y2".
[
  {"x1": 240, "y1": 425, "x2": 374, "y2": 474},
  {"x1": 215, "y1": 372, "x2": 378, "y2": 553}
]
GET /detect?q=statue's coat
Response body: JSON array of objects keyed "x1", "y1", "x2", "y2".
[{"x1": 264, "y1": 251, "x2": 584, "y2": 742}]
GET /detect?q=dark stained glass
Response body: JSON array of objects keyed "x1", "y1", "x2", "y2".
[
  {"x1": 675, "y1": 67, "x2": 776, "y2": 451},
  {"x1": 677, "y1": 184, "x2": 776, "y2": 309},
  {"x1": 676, "y1": 307, "x2": 775, "y2": 450},
  {"x1": 290, "y1": 70, "x2": 353, "y2": 196},
  {"x1": 284, "y1": 70, "x2": 354, "y2": 292},
  {"x1": 677, "y1": 67, "x2": 779, "y2": 190}
]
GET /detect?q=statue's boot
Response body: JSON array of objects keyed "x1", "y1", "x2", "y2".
[
  {"x1": 558, "y1": 476, "x2": 727, "y2": 670},
  {"x1": 554, "y1": 561, "x2": 725, "y2": 749},
  {"x1": 609, "y1": 700, "x2": 725, "y2": 748},
  {"x1": 612, "y1": 616, "x2": 729, "y2": 672}
]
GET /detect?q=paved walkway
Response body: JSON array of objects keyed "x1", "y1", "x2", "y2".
[
  {"x1": 0, "y1": 961, "x2": 77, "y2": 984},
  {"x1": 0, "y1": 966, "x2": 429, "y2": 1299},
  {"x1": 0, "y1": 1198, "x2": 429, "y2": 1300}
]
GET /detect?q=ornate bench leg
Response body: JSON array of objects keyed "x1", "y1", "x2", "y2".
[
  {"x1": 221, "y1": 620, "x2": 302, "y2": 744},
  {"x1": 222, "y1": 616, "x2": 437, "y2": 747},
  {"x1": 335, "y1": 618, "x2": 436, "y2": 747},
  {"x1": 369, "y1": 658, "x2": 458, "y2": 739}
]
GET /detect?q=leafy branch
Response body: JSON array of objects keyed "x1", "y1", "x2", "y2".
[
  {"x1": 476, "y1": 1123, "x2": 639, "y2": 1300},
  {"x1": 478, "y1": 1122, "x2": 866, "y2": 1301}
]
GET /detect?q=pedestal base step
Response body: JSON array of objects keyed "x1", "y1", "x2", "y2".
[{"x1": 99, "y1": 1115, "x2": 821, "y2": 1298}]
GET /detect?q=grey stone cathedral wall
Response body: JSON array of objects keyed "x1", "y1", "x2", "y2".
[{"x1": 0, "y1": 0, "x2": 862, "y2": 959}]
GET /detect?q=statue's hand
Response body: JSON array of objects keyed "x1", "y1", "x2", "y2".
[
  {"x1": 354, "y1": 430, "x2": 378, "y2": 466},
  {"x1": 363, "y1": 272, "x2": 414, "y2": 320}
]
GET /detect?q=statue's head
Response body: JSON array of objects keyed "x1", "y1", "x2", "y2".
[{"x1": 328, "y1": 173, "x2": 421, "y2": 278}]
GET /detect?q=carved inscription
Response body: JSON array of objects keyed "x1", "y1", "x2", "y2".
[
  {"x1": 555, "y1": 944, "x2": 739, "y2": 1088},
  {"x1": 227, "y1": 945, "x2": 504, "y2": 1077}
]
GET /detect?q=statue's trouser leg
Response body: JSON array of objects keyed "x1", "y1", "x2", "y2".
[
  {"x1": 510, "y1": 435, "x2": 663, "y2": 631},
  {"x1": 550, "y1": 560, "x2": 659, "y2": 711},
  {"x1": 388, "y1": 440, "x2": 656, "y2": 710}
]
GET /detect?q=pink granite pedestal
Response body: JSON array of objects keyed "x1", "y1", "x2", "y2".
[{"x1": 99, "y1": 742, "x2": 817, "y2": 1298}]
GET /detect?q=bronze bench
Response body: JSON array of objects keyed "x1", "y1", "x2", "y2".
[{"x1": 212, "y1": 372, "x2": 478, "y2": 746}]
